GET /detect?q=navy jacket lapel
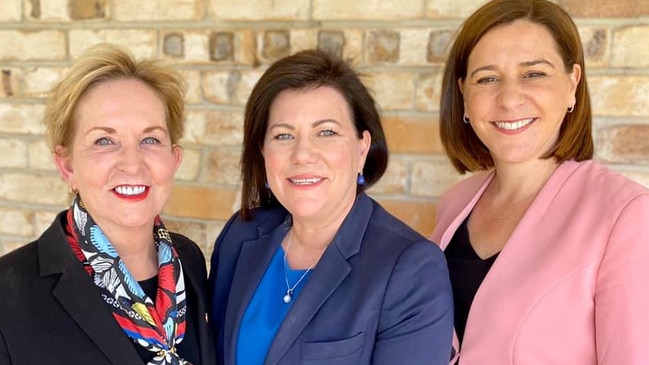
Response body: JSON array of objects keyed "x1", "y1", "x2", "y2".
[
  {"x1": 38, "y1": 214, "x2": 140, "y2": 364},
  {"x1": 223, "y1": 224, "x2": 287, "y2": 365},
  {"x1": 264, "y1": 194, "x2": 374, "y2": 365}
]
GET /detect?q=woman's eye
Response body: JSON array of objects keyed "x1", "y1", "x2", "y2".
[
  {"x1": 142, "y1": 136, "x2": 160, "y2": 145},
  {"x1": 476, "y1": 76, "x2": 498, "y2": 84},
  {"x1": 523, "y1": 71, "x2": 546, "y2": 79},
  {"x1": 95, "y1": 137, "x2": 113, "y2": 146},
  {"x1": 319, "y1": 129, "x2": 337, "y2": 137},
  {"x1": 274, "y1": 133, "x2": 293, "y2": 140}
]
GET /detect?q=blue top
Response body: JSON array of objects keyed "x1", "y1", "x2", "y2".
[{"x1": 235, "y1": 244, "x2": 312, "y2": 365}]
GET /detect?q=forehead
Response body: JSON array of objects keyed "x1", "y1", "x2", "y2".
[
  {"x1": 469, "y1": 19, "x2": 562, "y2": 66},
  {"x1": 74, "y1": 78, "x2": 166, "y2": 126},
  {"x1": 269, "y1": 86, "x2": 352, "y2": 122}
]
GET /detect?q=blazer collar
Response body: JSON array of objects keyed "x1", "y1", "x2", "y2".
[
  {"x1": 223, "y1": 193, "x2": 375, "y2": 365},
  {"x1": 266, "y1": 193, "x2": 374, "y2": 364},
  {"x1": 37, "y1": 211, "x2": 150, "y2": 364}
]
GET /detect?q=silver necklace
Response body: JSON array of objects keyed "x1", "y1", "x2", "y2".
[{"x1": 282, "y1": 231, "x2": 316, "y2": 304}]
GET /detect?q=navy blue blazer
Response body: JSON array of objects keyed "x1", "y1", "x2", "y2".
[{"x1": 209, "y1": 193, "x2": 453, "y2": 364}]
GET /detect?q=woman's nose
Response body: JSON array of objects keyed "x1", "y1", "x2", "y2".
[
  {"x1": 290, "y1": 137, "x2": 317, "y2": 164},
  {"x1": 496, "y1": 79, "x2": 525, "y2": 110}
]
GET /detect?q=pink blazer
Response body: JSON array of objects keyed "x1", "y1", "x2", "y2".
[{"x1": 431, "y1": 160, "x2": 649, "y2": 364}]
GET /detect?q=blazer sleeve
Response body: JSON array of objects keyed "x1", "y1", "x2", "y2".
[
  {"x1": 595, "y1": 193, "x2": 649, "y2": 364},
  {"x1": 0, "y1": 324, "x2": 10, "y2": 364},
  {"x1": 372, "y1": 240, "x2": 454, "y2": 365}
]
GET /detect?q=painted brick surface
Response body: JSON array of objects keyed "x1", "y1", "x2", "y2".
[{"x1": 0, "y1": 0, "x2": 647, "y2": 257}]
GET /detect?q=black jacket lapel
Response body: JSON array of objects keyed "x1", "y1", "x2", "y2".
[{"x1": 39, "y1": 213, "x2": 140, "y2": 364}]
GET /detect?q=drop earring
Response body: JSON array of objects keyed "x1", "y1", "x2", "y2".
[{"x1": 357, "y1": 173, "x2": 366, "y2": 186}]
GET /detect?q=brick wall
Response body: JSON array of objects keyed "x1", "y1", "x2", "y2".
[{"x1": 1, "y1": 0, "x2": 648, "y2": 257}]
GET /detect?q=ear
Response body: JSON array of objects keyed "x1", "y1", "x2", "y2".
[
  {"x1": 358, "y1": 130, "x2": 372, "y2": 172},
  {"x1": 172, "y1": 144, "x2": 183, "y2": 172},
  {"x1": 53, "y1": 145, "x2": 76, "y2": 190},
  {"x1": 568, "y1": 63, "x2": 582, "y2": 102},
  {"x1": 458, "y1": 77, "x2": 469, "y2": 114}
]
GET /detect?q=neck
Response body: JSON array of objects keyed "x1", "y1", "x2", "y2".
[
  {"x1": 490, "y1": 158, "x2": 560, "y2": 201},
  {"x1": 284, "y1": 215, "x2": 346, "y2": 270}
]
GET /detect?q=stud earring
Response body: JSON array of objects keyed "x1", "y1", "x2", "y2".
[
  {"x1": 264, "y1": 181, "x2": 270, "y2": 189},
  {"x1": 357, "y1": 173, "x2": 366, "y2": 186}
]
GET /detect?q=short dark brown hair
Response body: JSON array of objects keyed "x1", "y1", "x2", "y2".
[
  {"x1": 440, "y1": 0, "x2": 593, "y2": 173},
  {"x1": 240, "y1": 49, "x2": 388, "y2": 220}
]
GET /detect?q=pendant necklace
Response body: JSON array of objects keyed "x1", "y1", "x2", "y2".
[{"x1": 282, "y1": 230, "x2": 316, "y2": 304}]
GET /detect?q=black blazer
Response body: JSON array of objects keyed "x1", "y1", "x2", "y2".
[
  {"x1": 0, "y1": 211, "x2": 215, "y2": 365},
  {"x1": 209, "y1": 193, "x2": 454, "y2": 365}
]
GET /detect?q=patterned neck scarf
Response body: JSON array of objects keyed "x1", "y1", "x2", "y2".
[{"x1": 64, "y1": 196, "x2": 191, "y2": 365}]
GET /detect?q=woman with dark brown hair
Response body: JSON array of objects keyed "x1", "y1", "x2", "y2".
[
  {"x1": 432, "y1": 0, "x2": 649, "y2": 363},
  {"x1": 209, "y1": 49, "x2": 453, "y2": 365}
]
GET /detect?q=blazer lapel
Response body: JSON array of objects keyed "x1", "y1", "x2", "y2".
[
  {"x1": 223, "y1": 226, "x2": 286, "y2": 365},
  {"x1": 175, "y1": 242, "x2": 213, "y2": 365},
  {"x1": 264, "y1": 194, "x2": 373, "y2": 365},
  {"x1": 38, "y1": 214, "x2": 140, "y2": 365}
]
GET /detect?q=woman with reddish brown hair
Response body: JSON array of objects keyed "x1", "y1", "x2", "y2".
[{"x1": 433, "y1": 0, "x2": 649, "y2": 363}]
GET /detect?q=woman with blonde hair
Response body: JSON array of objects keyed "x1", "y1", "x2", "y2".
[{"x1": 0, "y1": 44, "x2": 214, "y2": 365}]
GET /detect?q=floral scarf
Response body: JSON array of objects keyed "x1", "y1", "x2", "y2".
[{"x1": 64, "y1": 196, "x2": 191, "y2": 365}]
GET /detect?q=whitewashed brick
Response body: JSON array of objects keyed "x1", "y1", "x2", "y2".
[
  {"x1": 0, "y1": 0, "x2": 21, "y2": 21},
  {"x1": 314, "y1": 0, "x2": 425, "y2": 20},
  {"x1": 0, "y1": 138, "x2": 28, "y2": 168},
  {"x1": 611, "y1": 26, "x2": 649, "y2": 68},
  {"x1": 0, "y1": 207, "x2": 33, "y2": 236},
  {"x1": 370, "y1": 156, "x2": 408, "y2": 195},
  {"x1": 29, "y1": 139, "x2": 56, "y2": 171},
  {"x1": 411, "y1": 157, "x2": 464, "y2": 197},
  {"x1": 114, "y1": 0, "x2": 202, "y2": 21},
  {"x1": 0, "y1": 104, "x2": 46, "y2": 134},
  {"x1": 180, "y1": 70, "x2": 203, "y2": 104},
  {"x1": 175, "y1": 147, "x2": 201, "y2": 181},
  {"x1": 183, "y1": 110, "x2": 244, "y2": 146},
  {"x1": 290, "y1": 29, "x2": 319, "y2": 52},
  {"x1": 209, "y1": 0, "x2": 309, "y2": 20},
  {"x1": 589, "y1": 75, "x2": 649, "y2": 116},
  {"x1": 415, "y1": 71, "x2": 443, "y2": 112},
  {"x1": 426, "y1": 0, "x2": 485, "y2": 18},
  {"x1": 363, "y1": 72, "x2": 416, "y2": 110},
  {"x1": 26, "y1": 0, "x2": 70, "y2": 21},
  {"x1": 400, "y1": 29, "x2": 433, "y2": 65},
  {"x1": 35, "y1": 210, "x2": 61, "y2": 236},
  {"x1": 69, "y1": 30, "x2": 157, "y2": 59},
  {"x1": 0, "y1": 173, "x2": 68, "y2": 205},
  {"x1": 19, "y1": 67, "x2": 66, "y2": 98},
  {"x1": 0, "y1": 30, "x2": 65, "y2": 61},
  {"x1": 202, "y1": 70, "x2": 263, "y2": 105}
]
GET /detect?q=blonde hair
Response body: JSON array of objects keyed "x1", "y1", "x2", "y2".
[{"x1": 44, "y1": 43, "x2": 186, "y2": 153}]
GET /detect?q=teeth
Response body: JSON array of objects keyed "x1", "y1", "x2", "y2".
[
  {"x1": 115, "y1": 186, "x2": 146, "y2": 195},
  {"x1": 494, "y1": 118, "x2": 534, "y2": 130},
  {"x1": 290, "y1": 178, "x2": 321, "y2": 185}
]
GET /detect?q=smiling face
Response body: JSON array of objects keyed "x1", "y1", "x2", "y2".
[
  {"x1": 262, "y1": 86, "x2": 370, "y2": 225},
  {"x1": 460, "y1": 19, "x2": 580, "y2": 167},
  {"x1": 55, "y1": 78, "x2": 182, "y2": 233}
]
